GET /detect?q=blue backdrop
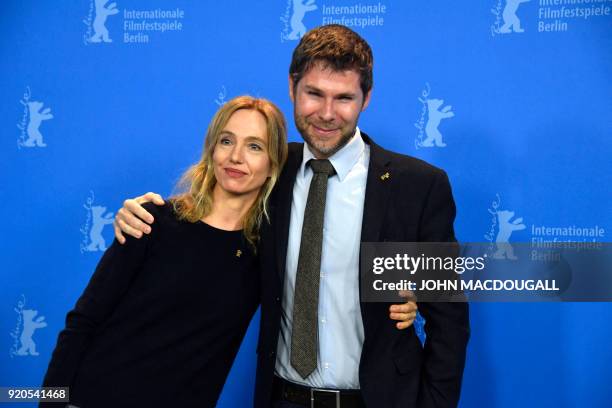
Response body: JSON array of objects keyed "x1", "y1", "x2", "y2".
[{"x1": 2, "y1": 1, "x2": 611, "y2": 407}]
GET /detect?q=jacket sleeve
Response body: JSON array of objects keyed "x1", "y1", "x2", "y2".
[
  {"x1": 41, "y1": 209, "x2": 156, "y2": 396},
  {"x1": 416, "y1": 170, "x2": 470, "y2": 408}
]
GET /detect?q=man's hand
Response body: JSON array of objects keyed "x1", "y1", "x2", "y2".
[
  {"x1": 389, "y1": 300, "x2": 418, "y2": 330},
  {"x1": 113, "y1": 192, "x2": 165, "y2": 244}
]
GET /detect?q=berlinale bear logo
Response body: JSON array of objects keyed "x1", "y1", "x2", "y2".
[
  {"x1": 500, "y1": 0, "x2": 530, "y2": 33},
  {"x1": 493, "y1": 210, "x2": 526, "y2": 260},
  {"x1": 491, "y1": 0, "x2": 530, "y2": 36},
  {"x1": 422, "y1": 99, "x2": 455, "y2": 148},
  {"x1": 288, "y1": 0, "x2": 318, "y2": 39},
  {"x1": 485, "y1": 195, "x2": 526, "y2": 260},
  {"x1": 81, "y1": 191, "x2": 115, "y2": 253},
  {"x1": 17, "y1": 87, "x2": 54, "y2": 149},
  {"x1": 87, "y1": 0, "x2": 119, "y2": 44},
  {"x1": 281, "y1": 0, "x2": 318, "y2": 41},
  {"x1": 414, "y1": 83, "x2": 455, "y2": 149},
  {"x1": 86, "y1": 206, "x2": 115, "y2": 251},
  {"x1": 23, "y1": 101, "x2": 54, "y2": 147},
  {"x1": 15, "y1": 309, "x2": 47, "y2": 357}
]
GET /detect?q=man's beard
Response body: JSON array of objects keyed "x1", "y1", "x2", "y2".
[{"x1": 294, "y1": 111, "x2": 356, "y2": 158}]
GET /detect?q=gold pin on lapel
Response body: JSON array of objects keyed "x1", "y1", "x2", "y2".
[
  {"x1": 236, "y1": 250, "x2": 242, "y2": 257},
  {"x1": 380, "y1": 172, "x2": 390, "y2": 181}
]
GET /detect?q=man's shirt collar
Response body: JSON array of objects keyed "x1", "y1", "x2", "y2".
[{"x1": 300, "y1": 127, "x2": 365, "y2": 182}]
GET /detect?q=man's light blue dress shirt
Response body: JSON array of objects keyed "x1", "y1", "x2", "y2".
[{"x1": 275, "y1": 128, "x2": 370, "y2": 389}]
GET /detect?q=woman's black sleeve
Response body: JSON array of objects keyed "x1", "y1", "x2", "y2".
[{"x1": 41, "y1": 213, "x2": 155, "y2": 391}]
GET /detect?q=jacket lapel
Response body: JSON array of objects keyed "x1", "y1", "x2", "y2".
[
  {"x1": 358, "y1": 133, "x2": 394, "y2": 342},
  {"x1": 275, "y1": 143, "x2": 303, "y2": 280},
  {"x1": 360, "y1": 133, "x2": 393, "y2": 243}
]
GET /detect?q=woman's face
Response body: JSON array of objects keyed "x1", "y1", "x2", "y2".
[{"x1": 212, "y1": 109, "x2": 271, "y2": 198}]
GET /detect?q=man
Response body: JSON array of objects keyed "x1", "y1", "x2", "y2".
[{"x1": 115, "y1": 25, "x2": 468, "y2": 408}]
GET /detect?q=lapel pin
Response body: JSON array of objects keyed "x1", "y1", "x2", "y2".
[
  {"x1": 380, "y1": 172, "x2": 390, "y2": 181},
  {"x1": 236, "y1": 250, "x2": 242, "y2": 257}
]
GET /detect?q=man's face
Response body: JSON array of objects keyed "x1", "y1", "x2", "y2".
[{"x1": 290, "y1": 62, "x2": 371, "y2": 159}]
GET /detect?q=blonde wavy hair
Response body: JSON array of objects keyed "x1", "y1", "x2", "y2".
[{"x1": 172, "y1": 96, "x2": 288, "y2": 248}]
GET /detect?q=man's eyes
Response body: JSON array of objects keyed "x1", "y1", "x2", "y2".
[{"x1": 307, "y1": 91, "x2": 353, "y2": 101}]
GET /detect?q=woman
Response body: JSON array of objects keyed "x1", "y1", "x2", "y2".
[{"x1": 42, "y1": 96, "x2": 288, "y2": 407}]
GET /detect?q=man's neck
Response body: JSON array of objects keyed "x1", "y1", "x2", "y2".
[{"x1": 305, "y1": 127, "x2": 358, "y2": 159}]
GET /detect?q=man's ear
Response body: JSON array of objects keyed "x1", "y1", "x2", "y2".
[
  {"x1": 288, "y1": 75, "x2": 295, "y2": 103},
  {"x1": 361, "y1": 89, "x2": 372, "y2": 111}
]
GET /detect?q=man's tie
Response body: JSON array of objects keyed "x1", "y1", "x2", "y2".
[{"x1": 290, "y1": 159, "x2": 336, "y2": 379}]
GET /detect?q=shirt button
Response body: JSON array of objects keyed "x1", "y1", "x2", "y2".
[{"x1": 324, "y1": 362, "x2": 330, "y2": 369}]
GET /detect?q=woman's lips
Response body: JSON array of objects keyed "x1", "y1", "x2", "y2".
[{"x1": 224, "y1": 168, "x2": 247, "y2": 178}]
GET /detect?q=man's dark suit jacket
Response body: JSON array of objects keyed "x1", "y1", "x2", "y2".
[{"x1": 255, "y1": 133, "x2": 470, "y2": 408}]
